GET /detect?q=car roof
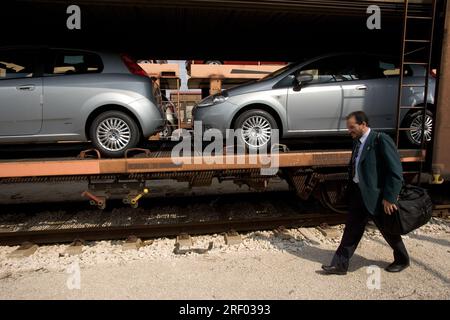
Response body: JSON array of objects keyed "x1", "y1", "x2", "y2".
[{"x1": 293, "y1": 51, "x2": 396, "y2": 64}]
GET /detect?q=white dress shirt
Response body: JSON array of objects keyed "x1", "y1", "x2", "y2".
[{"x1": 353, "y1": 127, "x2": 371, "y2": 184}]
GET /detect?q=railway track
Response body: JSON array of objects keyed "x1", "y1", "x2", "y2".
[{"x1": 0, "y1": 212, "x2": 346, "y2": 246}]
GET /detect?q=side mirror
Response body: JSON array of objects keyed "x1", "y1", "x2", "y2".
[
  {"x1": 295, "y1": 73, "x2": 314, "y2": 85},
  {"x1": 293, "y1": 73, "x2": 313, "y2": 91}
]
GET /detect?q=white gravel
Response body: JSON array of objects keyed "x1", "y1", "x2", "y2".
[{"x1": 0, "y1": 218, "x2": 449, "y2": 299}]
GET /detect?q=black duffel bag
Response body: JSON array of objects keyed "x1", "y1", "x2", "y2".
[{"x1": 379, "y1": 184, "x2": 433, "y2": 235}]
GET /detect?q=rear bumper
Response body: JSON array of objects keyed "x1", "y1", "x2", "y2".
[{"x1": 129, "y1": 98, "x2": 165, "y2": 137}]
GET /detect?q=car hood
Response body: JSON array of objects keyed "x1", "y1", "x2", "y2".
[{"x1": 223, "y1": 78, "x2": 276, "y2": 97}]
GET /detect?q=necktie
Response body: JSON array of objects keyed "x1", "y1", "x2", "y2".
[{"x1": 351, "y1": 140, "x2": 361, "y2": 179}]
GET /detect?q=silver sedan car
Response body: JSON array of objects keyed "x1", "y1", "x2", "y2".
[
  {"x1": 0, "y1": 47, "x2": 165, "y2": 157},
  {"x1": 193, "y1": 53, "x2": 435, "y2": 149}
]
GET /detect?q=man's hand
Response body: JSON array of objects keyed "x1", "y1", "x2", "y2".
[{"x1": 382, "y1": 199, "x2": 398, "y2": 215}]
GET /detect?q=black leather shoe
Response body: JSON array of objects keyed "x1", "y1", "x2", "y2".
[
  {"x1": 321, "y1": 265, "x2": 347, "y2": 275},
  {"x1": 385, "y1": 262, "x2": 410, "y2": 273}
]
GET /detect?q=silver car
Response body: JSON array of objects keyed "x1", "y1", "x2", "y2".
[
  {"x1": 0, "y1": 47, "x2": 165, "y2": 157},
  {"x1": 193, "y1": 53, "x2": 435, "y2": 149}
]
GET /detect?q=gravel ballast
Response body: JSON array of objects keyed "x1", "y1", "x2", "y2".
[{"x1": 1, "y1": 218, "x2": 449, "y2": 299}]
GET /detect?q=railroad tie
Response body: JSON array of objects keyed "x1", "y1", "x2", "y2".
[
  {"x1": 224, "y1": 230, "x2": 242, "y2": 245},
  {"x1": 8, "y1": 241, "x2": 38, "y2": 258}
]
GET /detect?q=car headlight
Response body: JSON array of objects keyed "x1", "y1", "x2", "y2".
[{"x1": 197, "y1": 93, "x2": 228, "y2": 107}]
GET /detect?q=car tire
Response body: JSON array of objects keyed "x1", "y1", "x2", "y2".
[
  {"x1": 234, "y1": 109, "x2": 278, "y2": 152},
  {"x1": 90, "y1": 111, "x2": 141, "y2": 158},
  {"x1": 159, "y1": 123, "x2": 173, "y2": 139},
  {"x1": 204, "y1": 60, "x2": 223, "y2": 65},
  {"x1": 401, "y1": 109, "x2": 434, "y2": 147}
]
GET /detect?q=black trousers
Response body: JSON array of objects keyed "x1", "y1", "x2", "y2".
[{"x1": 330, "y1": 182, "x2": 409, "y2": 270}]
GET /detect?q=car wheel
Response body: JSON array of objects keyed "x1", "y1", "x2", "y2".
[
  {"x1": 204, "y1": 60, "x2": 223, "y2": 65},
  {"x1": 90, "y1": 111, "x2": 141, "y2": 158},
  {"x1": 234, "y1": 109, "x2": 278, "y2": 151},
  {"x1": 402, "y1": 109, "x2": 433, "y2": 146},
  {"x1": 159, "y1": 123, "x2": 173, "y2": 139}
]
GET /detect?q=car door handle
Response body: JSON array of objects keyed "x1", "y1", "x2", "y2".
[
  {"x1": 355, "y1": 85, "x2": 367, "y2": 90},
  {"x1": 16, "y1": 85, "x2": 35, "y2": 91}
]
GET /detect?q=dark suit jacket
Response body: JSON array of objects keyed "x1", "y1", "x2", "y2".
[{"x1": 349, "y1": 130, "x2": 404, "y2": 215}]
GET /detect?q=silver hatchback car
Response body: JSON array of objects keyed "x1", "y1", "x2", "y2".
[
  {"x1": 193, "y1": 53, "x2": 435, "y2": 149},
  {"x1": 0, "y1": 47, "x2": 165, "y2": 157}
]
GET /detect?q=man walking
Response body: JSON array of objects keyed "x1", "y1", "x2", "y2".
[{"x1": 321, "y1": 111, "x2": 410, "y2": 275}]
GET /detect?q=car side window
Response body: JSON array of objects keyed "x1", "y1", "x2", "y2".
[
  {"x1": 334, "y1": 66, "x2": 359, "y2": 81},
  {"x1": 0, "y1": 50, "x2": 35, "y2": 80},
  {"x1": 353, "y1": 56, "x2": 387, "y2": 80},
  {"x1": 44, "y1": 50, "x2": 103, "y2": 76},
  {"x1": 297, "y1": 58, "x2": 337, "y2": 84},
  {"x1": 274, "y1": 55, "x2": 396, "y2": 88},
  {"x1": 293, "y1": 56, "x2": 365, "y2": 85},
  {"x1": 378, "y1": 58, "x2": 412, "y2": 78},
  {"x1": 331, "y1": 56, "x2": 360, "y2": 81},
  {"x1": 328, "y1": 55, "x2": 385, "y2": 81}
]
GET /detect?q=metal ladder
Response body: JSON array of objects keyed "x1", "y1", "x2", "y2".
[{"x1": 395, "y1": 0, "x2": 437, "y2": 184}]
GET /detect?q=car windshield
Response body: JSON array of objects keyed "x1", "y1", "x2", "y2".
[{"x1": 257, "y1": 62, "x2": 297, "y2": 81}]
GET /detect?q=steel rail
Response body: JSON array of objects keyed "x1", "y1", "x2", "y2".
[{"x1": 0, "y1": 212, "x2": 345, "y2": 246}]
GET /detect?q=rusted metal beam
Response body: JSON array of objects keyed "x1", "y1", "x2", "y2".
[
  {"x1": 139, "y1": 63, "x2": 180, "y2": 78},
  {"x1": 209, "y1": 78, "x2": 222, "y2": 95},
  {"x1": 0, "y1": 149, "x2": 424, "y2": 179},
  {"x1": 188, "y1": 64, "x2": 284, "y2": 89},
  {"x1": 191, "y1": 64, "x2": 283, "y2": 79}
]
